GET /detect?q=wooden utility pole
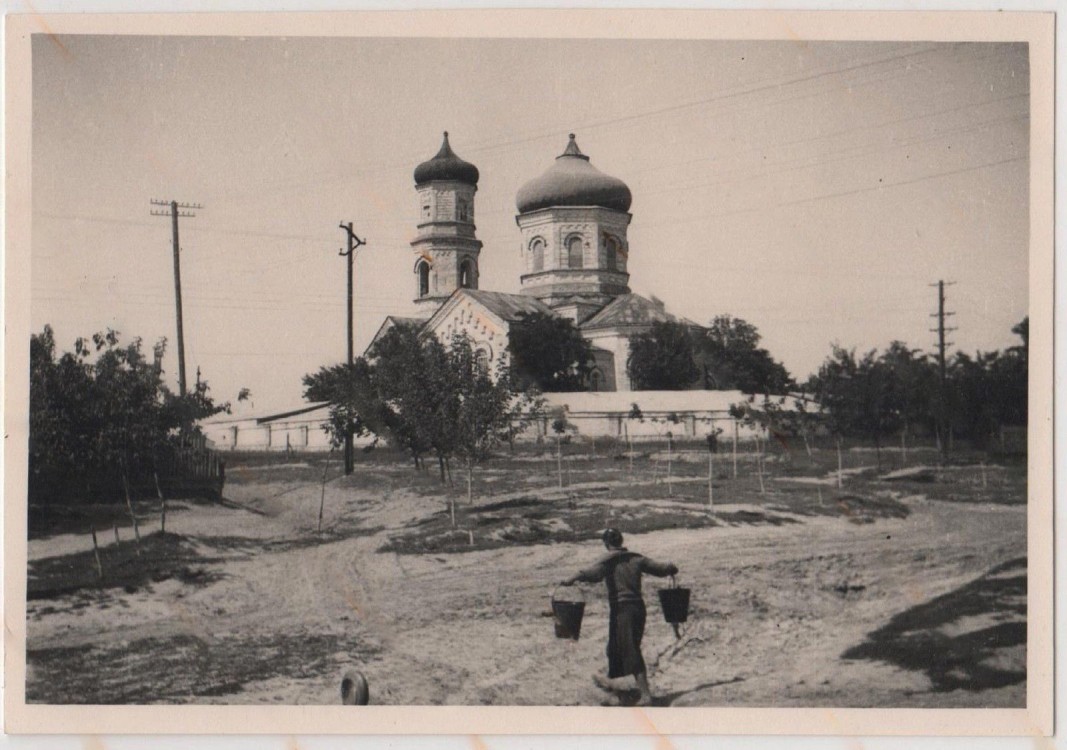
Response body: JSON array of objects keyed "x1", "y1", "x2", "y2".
[
  {"x1": 151, "y1": 199, "x2": 201, "y2": 397},
  {"x1": 338, "y1": 222, "x2": 367, "y2": 476},
  {"x1": 929, "y1": 280, "x2": 956, "y2": 457}
]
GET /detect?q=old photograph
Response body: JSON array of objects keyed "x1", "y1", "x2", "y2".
[{"x1": 3, "y1": 8, "x2": 1055, "y2": 737}]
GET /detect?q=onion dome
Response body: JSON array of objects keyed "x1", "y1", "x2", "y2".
[
  {"x1": 516, "y1": 134, "x2": 632, "y2": 214},
  {"x1": 413, "y1": 131, "x2": 479, "y2": 187}
]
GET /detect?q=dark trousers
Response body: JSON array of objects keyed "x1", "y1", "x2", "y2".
[{"x1": 607, "y1": 600, "x2": 647, "y2": 678}]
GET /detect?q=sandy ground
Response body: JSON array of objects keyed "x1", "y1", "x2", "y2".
[{"x1": 25, "y1": 459, "x2": 1026, "y2": 707}]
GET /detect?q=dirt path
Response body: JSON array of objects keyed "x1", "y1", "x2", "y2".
[{"x1": 26, "y1": 477, "x2": 1025, "y2": 707}]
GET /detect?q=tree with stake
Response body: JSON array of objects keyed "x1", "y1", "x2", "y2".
[
  {"x1": 706, "y1": 430, "x2": 720, "y2": 515},
  {"x1": 550, "y1": 407, "x2": 572, "y2": 489},
  {"x1": 444, "y1": 333, "x2": 541, "y2": 515},
  {"x1": 665, "y1": 430, "x2": 674, "y2": 496},
  {"x1": 809, "y1": 344, "x2": 902, "y2": 476},
  {"x1": 626, "y1": 403, "x2": 643, "y2": 481}
]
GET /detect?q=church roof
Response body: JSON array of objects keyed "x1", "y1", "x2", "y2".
[
  {"x1": 579, "y1": 293, "x2": 676, "y2": 330},
  {"x1": 460, "y1": 289, "x2": 554, "y2": 322},
  {"x1": 516, "y1": 134, "x2": 632, "y2": 214},
  {"x1": 367, "y1": 315, "x2": 426, "y2": 354},
  {"x1": 414, "y1": 132, "x2": 480, "y2": 187},
  {"x1": 383, "y1": 315, "x2": 424, "y2": 330}
]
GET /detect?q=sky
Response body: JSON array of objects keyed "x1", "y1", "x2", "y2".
[{"x1": 31, "y1": 36, "x2": 1029, "y2": 412}]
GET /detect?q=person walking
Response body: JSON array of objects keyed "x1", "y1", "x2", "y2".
[{"x1": 560, "y1": 528, "x2": 678, "y2": 706}]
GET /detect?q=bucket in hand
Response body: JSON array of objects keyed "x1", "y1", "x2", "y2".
[
  {"x1": 658, "y1": 576, "x2": 690, "y2": 624},
  {"x1": 551, "y1": 585, "x2": 586, "y2": 640}
]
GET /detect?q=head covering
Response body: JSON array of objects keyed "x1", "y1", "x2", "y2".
[{"x1": 602, "y1": 528, "x2": 624, "y2": 549}]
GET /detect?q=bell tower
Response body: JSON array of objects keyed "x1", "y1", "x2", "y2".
[
  {"x1": 411, "y1": 132, "x2": 482, "y2": 316},
  {"x1": 515, "y1": 134, "x2": 632, "y2": 322}
]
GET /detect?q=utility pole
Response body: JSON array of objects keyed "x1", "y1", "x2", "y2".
[
  {"x1": 339, "y1": 222, "x2": 367, "y2": 476},
  {"x1": 150, "y1": 199, "x2": 202, "y2": 397},
  {"x1": 929, "y1": 280, "x2": 956, "y2": 457}
]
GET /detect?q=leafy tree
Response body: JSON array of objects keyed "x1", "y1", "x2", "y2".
[
  {"x1": 508, "y1": 312, "x2": 594, "y2": 392},
  {"x1": 1011, "y1": 316, "x2": 1029, "y2": 353},
  {"x1": 303, "y1": 327, "x2": 542, "y2": 507},
  {"x1": 878, "y1": 341, "x2": 938, "y2": 454},
  {"x1": 303, "y1": 325, "x2": 440, "y2": 469},
  {"x1": 303, "y1": 359, "x2": 394, "y2": 454},
  {"x1": 946, "y1": 351, "x2": 999, "y2": 446},
  {"x1": 996, "y1": 317, "x2": 1028, "y2": 427},
  {"x1": 695, "y1": 315, "x2": 794, "y2": 393},
  {"x1": 627, "y1": 320, "x2": 700, "y2": 390},
  {"x1": 809, "y1": 345, "x2": 901, "y2": 471},
  {"x1": 742, "y1": 393, "x2": 822, "y2": 463},
  {"x1": 29, "y1": 326, "x2": 227, "y2": 504},
  {"x1": 446, "y1": 332, "x2": 541, "y2": 508}
]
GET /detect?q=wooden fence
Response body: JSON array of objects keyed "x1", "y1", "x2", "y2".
[{"x1": 153, "y1": 432, "x2": 226, "y2": 501}]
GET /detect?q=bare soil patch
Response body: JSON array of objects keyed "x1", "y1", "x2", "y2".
[{"x1": 24, "y1": 442, "x2": 1026, "y2": 707}]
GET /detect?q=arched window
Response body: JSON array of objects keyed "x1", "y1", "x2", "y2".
[
  {"x1": 530, "y1": 238, "x2": 545, "y2": 272},
  {"x1": 417, "y1": 261, "x2": 431, "y2": 297},
  {"x1": 474, "y1": 348, "x2": 490, "y2": 375},
  {"x1": 590, "y1": 369, "x2": 602, "y2": 392},
  {"x1": 567, "y1": 236, "x2": 584, "y2": 269},
  {"x1": 604, "y1": 237, "x2": 618, "y2": 271},
  {"x1": 459, "y1": 259, "x2": 475, "y2": 289}
]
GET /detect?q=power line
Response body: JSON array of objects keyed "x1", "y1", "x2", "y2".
[{"x1": 217, "y1": 42, "x2": 945, "y2": 209}]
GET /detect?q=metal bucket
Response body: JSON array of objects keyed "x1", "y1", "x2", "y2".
[
  {"x1": 658, "y1": 576, "x2": 690, "y2": 624},
  {"x1": 551, "y1": 585, "x2": 586, "y2": 640}
]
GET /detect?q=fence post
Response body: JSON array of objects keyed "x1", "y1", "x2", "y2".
[
  {"x1": 318, "y1": 448, "x2": 334, "y2": 534},
  {"x1": 708, "y1": 447, "x2": 714, "y2": 516},
  {"x1": 90, "y1": 526, "x2": 103, "y2": 579},
  {"x1": 121, "y1": 472, "x2": 142, "y2": 556},
  {"x1": 154, "y1": 471, "x2": 167, "y2": 534}
]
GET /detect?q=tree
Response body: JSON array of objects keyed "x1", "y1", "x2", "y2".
[
  {"x1": 742, "y1": 393, "x2": 822, "y2": 464},
  {"x1": 995, "y1": 317, "x2": 1028, "y2": 428},
  {"x1": 29, "y1": 326, "x2": 227, "y2": 505},
  {"x1": 695, "y1": 315, "x2": 793, "y2": 394},
  {"x1": 446, "y1": 332, "x2": 541, "y2": 509},
  {"x1": 303, "y1": 325, "x2": 440, "y2": 470},
  {"x1": 809, "y1": 345, "x2": 903, "y2": 471},
  {"x1": 508, "y1": 312, "x2": 594, "y2": 392},
  {"x1": 303, "y1": 359, "x2": 394, "y2": 454},
  {"x1": 627, "y1": 321, "x2": 700, "y2": 390},
  {"x1": 879, "y1": 341, "x2": 938, "y2": 460},
  {"x1": 303, "y1": 327, "x2": 543, "y2": 506}
]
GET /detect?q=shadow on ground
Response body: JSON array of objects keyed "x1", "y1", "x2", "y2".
[
  {"x1": 27, "y1": 632, "x2": 380, "y2": 704},
  {"x1": 602, "y1": 677, "x2": 745, "y2": 707},
  {"x1": 842, "y1": 557, "x2": 1026, "y2": 693}
]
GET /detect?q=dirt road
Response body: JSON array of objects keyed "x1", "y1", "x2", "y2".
[{"x1": 25, "y1": 462, "x2": 1026, "y2": 707}]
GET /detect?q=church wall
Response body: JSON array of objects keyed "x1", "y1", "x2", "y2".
[
  {"x1": 426, "y1": 295, "x2": 511, "y2": 377},
  {"x1": 582, "y1": 329, "x2": 634, "y2": 391},
  {"x1": 517, "y1": 206, "x2": 631, "y2": 277},
  {"x1": 588, "y1": 348, "x2": 617, "y2": 392}
]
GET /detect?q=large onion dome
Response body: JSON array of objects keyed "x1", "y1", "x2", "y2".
[
  {"x1": 516, "y1": 134, "x2": 632, "y2": 214},
  {"x1": 413, "y1": 131, "x2": 480, "y2": 187}
]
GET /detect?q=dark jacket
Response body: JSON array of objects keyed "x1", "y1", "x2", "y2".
[{"x1": 575, "y1": 548, "x2": 677, "y2": 604}]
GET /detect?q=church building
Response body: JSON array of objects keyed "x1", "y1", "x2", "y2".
[{"x1": 370, "y1": 131, "x2": 685, "y2": 392}]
